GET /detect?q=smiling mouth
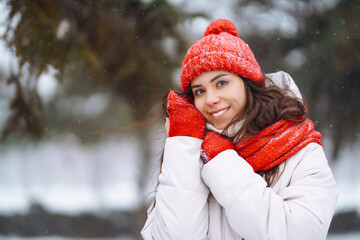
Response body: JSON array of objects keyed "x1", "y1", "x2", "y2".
[{"x1": 211, "y1": 107, "x2": 230, "y2": 117}]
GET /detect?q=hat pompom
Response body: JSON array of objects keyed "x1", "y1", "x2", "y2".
[{"x1": 203, "y1": 19, "x2": 238, "y2": 37}]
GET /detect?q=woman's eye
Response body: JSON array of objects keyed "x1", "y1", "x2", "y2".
[
  {"x1": 217, "y1": 80, "x2": 229, "y2": 87},
  {"x1": 194, "y1": 89, "x2": 204, "y2": 96}
]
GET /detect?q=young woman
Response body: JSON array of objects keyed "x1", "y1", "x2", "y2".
[{"x1": 141, "y1": 19, "x2": 338, "y2": 240}]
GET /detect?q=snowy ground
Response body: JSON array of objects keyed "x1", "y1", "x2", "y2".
[
  {"x1": 0, "y1": 135, "x2": 146, "y2": 215},
  {"x1": 0, "y1": 134, "x2": 359, "y2": 216},
  {"x1": 327, "y1": 137, "x2": 360, "y2": 214},
  {"x1": 327, "y1": 232, "x2": 360, "y2": 240}
]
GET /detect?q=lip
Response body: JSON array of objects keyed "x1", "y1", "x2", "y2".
[{"x1": 209, "y1": 107, "x2": 230, "y2": 120}]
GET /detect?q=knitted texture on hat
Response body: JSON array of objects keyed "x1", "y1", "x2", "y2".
[
  {"x1": 235, "y1": 119, "x2": 322, "y2": 172},
  {"x1": 180, "y1": 19, "x2": 263, "y2": 92}
]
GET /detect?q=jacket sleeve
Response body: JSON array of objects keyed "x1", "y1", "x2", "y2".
[
  {"x1": 201, "y1": 143, "x2": 338, "y2": 240},
  {"x1": 141, "y1": 136, "x2": 210, "y2": 240}
]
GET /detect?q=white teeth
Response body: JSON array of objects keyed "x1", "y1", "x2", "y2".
[{"x1": 212, "y1": 108, "x2": 227, "y2": 117}]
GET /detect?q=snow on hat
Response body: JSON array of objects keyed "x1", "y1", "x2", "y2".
[{"x1": 180, "y1": 19, "x2": 263, "y2": 92}]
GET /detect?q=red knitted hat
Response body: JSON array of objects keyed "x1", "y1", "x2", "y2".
[{"x1": 180, "y1": 19, "x2": 263, "y2": 92}]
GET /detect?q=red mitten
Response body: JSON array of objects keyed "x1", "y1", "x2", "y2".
[
  {"x1": 167, "y1": 91, "x2": 206, "y2": 139},
  {"x1": 201, "y1": 131, "x2": 234, "y2": 163}
]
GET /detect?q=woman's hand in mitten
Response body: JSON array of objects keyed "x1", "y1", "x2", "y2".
[
  {"x1": 201, "y1": 131, "x2": 234, "y2": 163},
  {"x1": 166, "y1": 91, "x2": 206, "y2": 139}
]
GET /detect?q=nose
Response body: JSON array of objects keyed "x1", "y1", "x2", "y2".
[{"x1": 206, "y1": 90, "x2": 220, "y2": 106}]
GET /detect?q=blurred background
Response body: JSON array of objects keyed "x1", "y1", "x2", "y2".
[{"x1": 0, "y1": 0, "x2": 359, "y2": 239}]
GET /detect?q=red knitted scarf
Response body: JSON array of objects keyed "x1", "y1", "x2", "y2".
[{"x1": 235, "y1": 119, "x2": 322, "y2": 172}]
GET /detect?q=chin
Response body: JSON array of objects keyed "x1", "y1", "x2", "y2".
[
  {"x1": 214, "y1": 124, "x2": 226, "y2": 130},
  {"x1": 215, "y1": 120, "x2": 234, "y2": 130}
]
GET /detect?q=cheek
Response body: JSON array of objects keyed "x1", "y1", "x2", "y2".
[
  {"x1": 235, "y1": 85, "x2": 247, "y2": 108},
  {"x1": 236, "y1": 95, "x2": 247, "y2": 111},
  {"x1": 238, "y1": 93, "x2": 246, "y2": 105},
  {"x1": 194, "y1": 99, "x2": 206, "y2": 115}
]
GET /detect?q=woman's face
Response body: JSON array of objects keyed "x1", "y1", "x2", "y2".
[{"x1": 191, "y1": 70, "x2": 247, "y2": 130}]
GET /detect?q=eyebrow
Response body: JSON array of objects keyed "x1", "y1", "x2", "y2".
[{"x1": 191, "y1": 73, "x2": 229, "y2": 89}]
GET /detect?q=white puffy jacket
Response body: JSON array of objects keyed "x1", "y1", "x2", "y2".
[{"x1": 141, "y1": 72, "x2": 339, "y2": 240}]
